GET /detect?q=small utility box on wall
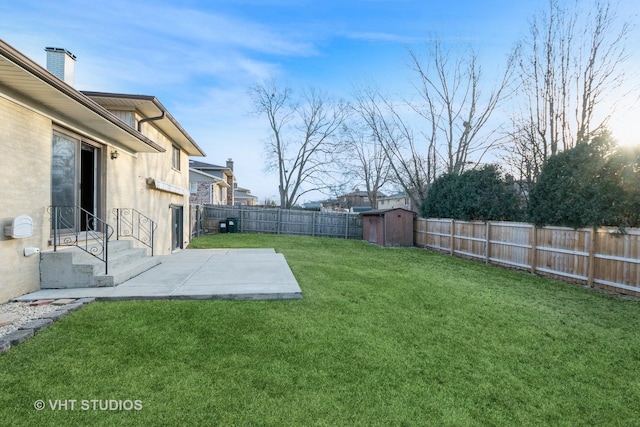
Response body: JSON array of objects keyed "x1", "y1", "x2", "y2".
[
  {"x1": 4, "y1": 215, "x2": 34, "y2": 239},
  {"x1": 360, "y1": 208, "x2": 416, "y2": 247}
]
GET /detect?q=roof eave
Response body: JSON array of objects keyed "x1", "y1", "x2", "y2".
[
  {"x1": 0, "y1": 39, "x2": 164, "y2": 153},
  {"x1": 82, "y1": 91, "x2": 207, "y2": 157}
]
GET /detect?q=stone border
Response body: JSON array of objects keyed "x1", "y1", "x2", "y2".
[{"x1": 0, "y1": 298, "x2": 95, "y2": 354}]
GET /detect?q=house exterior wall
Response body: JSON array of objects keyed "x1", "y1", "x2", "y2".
[
  {"x1": 0, "y1": 97, "x2": 193, "y2": 302},
  {"x1": 0, "y1": 97, "x2": 53, "y2": 302},
  {"x1": 190, "y1": 182, "x2": 213, "y2": 205},
  {"x1": 218, "y1": 183, "x2": 230, "y2": 205},
  {"x1": 378, "y1": 196, "x2": 411, "y2": 211},
  {"x1": 106, "y1": 118, "x2": 190, "y2": 254},
  {"x1": 225, "y1": 172, "x2": 234, "y2": 205},
  {"x1": 339, "y1": 193, "x2": 371, "y2": 209},
  {"x1": 189, "y1": 164, "x2": 234, "y2": 206},
  {"x1": 235, "y1": 195, "x2": 258, "y2": 206},
  {"x1": 189, "y1": 180, "x2": 228, "y2": 206},
  {"x1": 110, "y1": 110, "x2": 135, "y2": 127}
]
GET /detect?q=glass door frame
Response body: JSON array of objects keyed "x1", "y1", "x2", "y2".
[{"x1": 51, "y1": 129, "x2": 104, "y2": 236}]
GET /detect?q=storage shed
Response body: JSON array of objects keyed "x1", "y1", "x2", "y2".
[{"x1": 360, "y1": 208, "x2": 416, "y2": 247}]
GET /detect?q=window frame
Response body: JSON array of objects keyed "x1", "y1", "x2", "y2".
[{"x1": 171, "y1": 145, "x2": 181, "y2": 171}]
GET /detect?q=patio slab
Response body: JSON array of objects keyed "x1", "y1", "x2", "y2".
[{"x1": 13, "y1": 249, "x2": 302, "y2": 301}]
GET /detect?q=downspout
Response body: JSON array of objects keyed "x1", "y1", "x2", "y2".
[{"x1": 137, "y1": 110, "x2": 165, "y2": 132}]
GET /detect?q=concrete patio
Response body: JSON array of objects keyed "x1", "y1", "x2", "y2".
[{"x1": 13, "y1": 249, "x2": 302, "y2": 301}]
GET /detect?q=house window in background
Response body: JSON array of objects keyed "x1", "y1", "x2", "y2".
[
  {"x1": 189, "y1": 182, "x2": 197, "y2": 194},
  {"x1": 172, "y1": 145, "x2": 180, "y2": 170}
]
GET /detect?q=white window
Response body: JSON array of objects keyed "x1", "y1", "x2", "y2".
[
  {"x1": 189, "y1": 182, "x2": 197, "y2": 194},
  {"x1": 172, "y1": 146, "x2": 180, "y2": 170}
]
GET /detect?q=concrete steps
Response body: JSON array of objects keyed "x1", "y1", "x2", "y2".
[{"x1": 40, "y1": 240, "x2": 160, "y2": 288}]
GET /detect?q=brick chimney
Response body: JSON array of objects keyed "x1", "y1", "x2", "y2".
[
  {"x1": 226, "y1": 158, "x2": 234, "y2": 171},
  {"x1": 45, "y1": 47, "x2": 76, "y2": 86}
]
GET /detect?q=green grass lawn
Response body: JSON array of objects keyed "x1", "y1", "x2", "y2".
[{"x1": 2, "y1": 234, "x2": 640, "y2": 426}]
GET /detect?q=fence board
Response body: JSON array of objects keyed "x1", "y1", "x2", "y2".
[
  {"x1": 593, "y1": 228, "x2": 640, "y2": 292},
  {"x1": 414, "y1": 218, "x2": 640, "y2": 296},
  {"x1": 194, "y1": 211, "x2": 640, "y2": 295},
  {"x1": 489, "y1": 223, "x2": 532, "y2": 270},
  {"x1": 196, "y1": 205, "x2": 363, "y2": 240}
]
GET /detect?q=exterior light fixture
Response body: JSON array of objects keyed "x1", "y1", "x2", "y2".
[{"x1": 110, "y1": 150, "x2": 119, "y2": 160}]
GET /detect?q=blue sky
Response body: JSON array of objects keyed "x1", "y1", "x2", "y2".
[{"x1": 1, "y1": 0, "x2": 639, "y2": 202}]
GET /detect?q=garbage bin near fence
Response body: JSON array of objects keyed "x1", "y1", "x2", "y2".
[
  {"x1": 227, "y1": 217, "x2": 239, "y2": 233},
  {"x1": 219, "y1": 220, "x2": 228, "y2": 233}
]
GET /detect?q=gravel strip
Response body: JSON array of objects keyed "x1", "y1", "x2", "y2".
[{"x1": 0, "y1": 302, "x2": 60, "y2": 340}]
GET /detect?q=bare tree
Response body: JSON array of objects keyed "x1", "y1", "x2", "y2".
[
  {"x1": 508, "y1": 0, "x2": 632, "y2": 183},
  {"x1": 409, "y1": 39, "x2": 514, "y2": 175},
  {"x1": 351, "y1": 85, "x2": 434, "y2": 210},
  {"x1": 348, "y1": 41, "x2": 512, "y2": 211},
  {"x1": 251, "y1": 80, "x2": 349, "y2": 208},
  {"x1": 339, "y1": 117, "x2": 392, "y2": 208}
]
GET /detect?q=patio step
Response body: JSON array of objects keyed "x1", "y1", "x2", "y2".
[{"x1": 40, "y1": 240, "x2": 161, "y2": 289}]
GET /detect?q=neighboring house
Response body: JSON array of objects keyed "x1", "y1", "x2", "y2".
[
  {"x1": 189, "y1": 168, "x2": 230, "y2": 205},
  {"x1": 338, "y1": 190, "x2": 383, "y2": 212},
  {"x1": 189, "y1": 159, "x2": 236, "y2": 206},
  {"x1": 234, "y1": 186, "x2": 258, "y2": 206},
  {"x1": 0, "y1": 41, "x2": 206, "y2": 302},
  {"x1": 377, "y1": 193, "x2": 415, "y2": 212},
  {"x1": 302, "y1": 201, "x2": 323, "y2": 210}
]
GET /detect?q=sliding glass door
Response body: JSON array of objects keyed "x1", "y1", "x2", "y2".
[{"x1": 51, "y1": 131, "x2": 102, "y2": 233}]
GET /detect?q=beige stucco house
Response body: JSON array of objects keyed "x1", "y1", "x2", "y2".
[
  {"x1": 0, "y1": 41, "x2": 206, "y2": 302},
  {"x1": 377, "y1": 193, "x2": 415, "y2": 212},
  {"x1": 234, "y1": 186, "x2": 258, "y2": 206}
]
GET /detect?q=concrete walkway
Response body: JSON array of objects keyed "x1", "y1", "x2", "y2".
[{"x1": 14, "y1": 249, "x2": 302, "y2": 301}]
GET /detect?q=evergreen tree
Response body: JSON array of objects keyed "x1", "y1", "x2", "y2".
[
  {"x1": 422, "y1": 165, "x2": 524, "y2": 221},
  {"x1": 528, "y1": 133, "x2": 624, "y2": 228}
]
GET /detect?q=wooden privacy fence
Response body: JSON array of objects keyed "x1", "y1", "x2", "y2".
[
  {"x1": 415, "y1": 218, "x2": 640, "y2": 296},
  {"x1": 196, "y1": 205, "x2": 363, "y2": 239},
  {"x1": 190, "y1": 205, "x2": 205, "y2": 238}
]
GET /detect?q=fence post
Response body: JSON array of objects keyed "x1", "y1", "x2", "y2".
[
  {"x1": 450, "y1": 219, "x2": 455, "y2": 256},
  {"x1": 485, "y1": 222, "x2": 491, "y2": 264},
  {"x1": 345, "y1": 212, "x2": 349, "y2": 239},
  {"x1": 195, "y1": 206, "x2": 199, "y2": 237},
  {"x1": 425, "y1": 219, "x2": 429, "y2": 247},
  {"x1": 587, "y1": 227, "x2": 596, "y2": 287},
  {"x1": 277, "y1": 209, "x2": 281, "y2": 234},
  {"x1": 531, "y1": 226, "x2": 537, "y2": 275}
]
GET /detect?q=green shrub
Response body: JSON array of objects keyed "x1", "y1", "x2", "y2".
[
  {"x1": 422, "y1": 164, "x2": 524, "y2": 221},
  {"x1": 528, "y1": 133, "x2": 640, "y2": 228}
]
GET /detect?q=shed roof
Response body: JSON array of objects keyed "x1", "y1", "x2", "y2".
[{"x1": 360, "y1": 208, "x2": 416, "y2": 216}]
